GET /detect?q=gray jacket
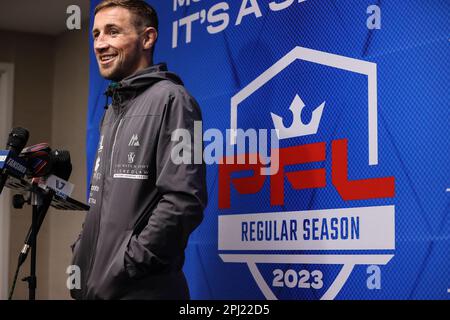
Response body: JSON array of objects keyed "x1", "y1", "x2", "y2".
[{"x1": 71, "y1": 64, "x2": 207, "y2": 300}]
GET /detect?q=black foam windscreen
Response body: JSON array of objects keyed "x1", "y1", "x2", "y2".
[
  {"x1": 51, "y1": 150, "x2": 72, "y2": 180},
  {"x1": 6, "y1": 127, "x2": 29, "y2": 155}
]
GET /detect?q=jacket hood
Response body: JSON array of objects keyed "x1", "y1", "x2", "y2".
[{"x1": 104, "y1": 63, "x2": 183, "y2": 109}]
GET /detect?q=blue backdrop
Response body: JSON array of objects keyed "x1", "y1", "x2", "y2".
[{"x1": 87, "y1": 0, "x2": 450, "y2": 299}]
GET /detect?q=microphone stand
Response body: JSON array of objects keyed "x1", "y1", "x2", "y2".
[
  {"x1": 7, "y1": 170, "x2": 88, "y2": 300},
  {"x1": 22, "y1": 181, "x2": 43, "y2": 300}
]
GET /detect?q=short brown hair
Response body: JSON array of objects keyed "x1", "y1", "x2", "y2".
[{"x1": 95, "y1": 0, "x2": 158, "y2": 32}]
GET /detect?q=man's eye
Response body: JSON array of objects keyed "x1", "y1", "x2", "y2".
[{"x1": 110, "y1": 30, "x2": 119, "y2": 36}]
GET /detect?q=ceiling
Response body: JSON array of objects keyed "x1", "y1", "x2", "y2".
[{"x1": 0, "y1": 0, "x2": 90, "y2": 36}]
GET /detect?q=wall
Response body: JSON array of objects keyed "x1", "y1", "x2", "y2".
[
  {"x1": 0, "y1": 31, "x2": 55, "y2": 299},
  {"x1": 48, "y1": 26, "x2": 88, "y2": 300},
  {"x1": 0, "y1": 62, "x2": 15, "y2": 299},
  {"x1": 0, "y1": 27, "x2": 88, "y2": 299}
]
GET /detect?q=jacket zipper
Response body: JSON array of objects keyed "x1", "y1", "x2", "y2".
[
  {"x1": 84, "y1": 113, "x2": 124, "y2": 297},
  {"x1": 110, "y1": 118, "x2": 124, "y2": 176}
]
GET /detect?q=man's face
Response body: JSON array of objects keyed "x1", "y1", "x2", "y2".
[{"x1": 92, "y1": 7, "x2": 145, "y2": 81}]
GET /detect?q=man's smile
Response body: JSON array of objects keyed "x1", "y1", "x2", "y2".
[{"x1": 99, "y1": 53, "x2": 118, "y2": 65}]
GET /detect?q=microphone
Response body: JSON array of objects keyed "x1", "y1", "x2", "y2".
[
  {"x1": 0, "y1": 127, "x2": 30, "y2": 194},
  {"x1": 17, "y1": 149, "x2": 72, "y2": 267},
  {"x1": 21, "y1": 143, "x2": 53, "y2": 178}
]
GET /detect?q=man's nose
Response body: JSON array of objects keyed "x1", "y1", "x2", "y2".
[{"x1": 94, "y1": 36, "x2": 109, "y2": 52}]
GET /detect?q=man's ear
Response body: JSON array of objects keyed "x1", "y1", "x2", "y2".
[{"x1": 142, "y1": 27, "x2": 158, "y2": 50}]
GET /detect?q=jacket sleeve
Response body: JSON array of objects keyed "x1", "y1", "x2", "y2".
[
  {"x1": 124, "y1": 87, "x2": 207, "y2": 278},
  {"x1": 70, "y1": 230, "x2": 82, "y2": 253}
]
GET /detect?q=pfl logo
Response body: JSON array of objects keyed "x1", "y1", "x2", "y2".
[{"x1": 218, "y1": 47, "x2": 395, "y2": 300}]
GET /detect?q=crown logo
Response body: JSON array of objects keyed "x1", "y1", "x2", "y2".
[{"x1": 271, "y1": 94, "x2": 325, "y2": 140}]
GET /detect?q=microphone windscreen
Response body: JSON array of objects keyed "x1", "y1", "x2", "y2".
[
  {"x1": 51, "y1": 150, "x2": 72, "y2": 180},
  {"x1": 7, "y1": 127, "x2": 29, "y2": 154},
  {"x1": 25, "y1": 150, "x2": 53, "y2": 177}
]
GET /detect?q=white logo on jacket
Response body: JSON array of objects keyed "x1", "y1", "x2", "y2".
[
  {"x1": 128, "y1": 152, "x2": 136, "y2": 164},
  {"x1": 98, "y1": 135, "x2": 104, "y2": 152},
  {"x1": 95, "y1": 157, "x2": 100, "y2": 172},
  {"x1": 129, "y1": 134, "x2": 140, "y2": 147}
]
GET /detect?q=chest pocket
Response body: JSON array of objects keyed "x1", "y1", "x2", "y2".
[{"x1": 110, "y1": 115, "x2": 161, "y2": 181}]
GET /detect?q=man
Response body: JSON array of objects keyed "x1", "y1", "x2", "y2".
[{"x1": 71, "y1": 0, "x2": 207, "y2": 300}]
